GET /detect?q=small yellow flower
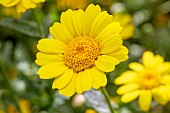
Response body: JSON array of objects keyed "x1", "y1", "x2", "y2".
[
  {"x1": 113, "y1": 13, "x2": 135, "y2": 40},
  {"x1": 57, "y1": 0, "x2": 89, "y2": 10},
  {"x1": 6, "y1": 105, "x2": 19, "y2": 113},
  {"x1": 0, "y1": 110, "x2": 5, "y2": 113},
  {"x1": 18, "y1": 99, "x2": 32, "y2": 113},
  {"x1": 0, "y1": 0, "x2": 46, "y2": 13},
  {"x1": 115, "y1": 51, "x2": 170, "y2": 111},
  {"x1": 154, "y1": 13, "x2": 169, "y2": 27},
  {"x1": 0, "y1": 6, "x2": 21, "y2": 18},
  {"x1": 85, "y1": 109, "x2": 97, "y2": 113},
  {"x1": 36, "y1": 4, "x2": 128, "y2": 97}
]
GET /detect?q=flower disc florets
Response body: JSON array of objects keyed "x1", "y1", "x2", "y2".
[{"x1": 64, "y1": 36, "x2": 99, "y2": 72}]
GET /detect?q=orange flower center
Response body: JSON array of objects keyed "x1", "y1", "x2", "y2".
[
  {"x1": 138, "y1": 71, "x2": 161, "y2": 90},
  {"x1": 64, "y1": 36, "x2": 99, "y2": 72}
]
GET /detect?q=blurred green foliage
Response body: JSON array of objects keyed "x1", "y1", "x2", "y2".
[{"x1": 0, "y1": 0, "x2": 170, "y2": 113}]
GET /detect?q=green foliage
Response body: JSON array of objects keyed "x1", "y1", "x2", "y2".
[{"x1": 0, "y1": 0, "x2": 170, "y2": 113}]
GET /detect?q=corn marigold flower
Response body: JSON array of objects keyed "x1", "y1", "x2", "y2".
[
  {"x1": 0, "y1": 110, "x2": 5, "y2": 113},
  {"x1": 113, "y1": 13, "x2": 135, "y2": 40},
  {"x1": 0, "y1": 0, "x2": 46, "y2": 13},
  {"x1": 36, "y1": 4, "x2": 128, "y2": 97},
  {"x1": 85, "y1": 109, "x2": 97, "y2": 113},
  {"x1": 57, "y1": 0, "x2": 89, "y2": 10},
  {"x1": 115, "y1": 51, "x2": 170, "y2": 111},
  {"x1": 0, "y1": 7, "x2": 21, "y2": 19},
  {"x1": 19, "y1": 99, "x2": 32, "y2": 113},
  {"x1": 6, "y1": 105, "x2": 19, "y2": 113}
]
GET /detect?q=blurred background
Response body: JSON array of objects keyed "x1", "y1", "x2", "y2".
[{"x1": 0, "y1": 0, "x2": 170, "y2": 113}]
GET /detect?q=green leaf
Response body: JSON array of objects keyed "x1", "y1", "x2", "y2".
[{"x1": 0, "y1": 18, "x2": 41, "y2": 37}]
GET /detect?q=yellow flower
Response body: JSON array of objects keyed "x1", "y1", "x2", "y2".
[
  {"x1": 115, "y1": 51, "x2": 170, "y2": 111},
  {"x1": 0, "y1": 0, "x2": 46, "y2": 13},
  {"x1": 113, "y1": 13, "x2": 135, "y2": 40},
  {"x1": 0, "y1": 6, "x2": 21, "y2": 18},
  {"x1": 85, "y1": 109, "x2": 97, "y2": 113},
  {"x1": 36, "y1": 4, "x2": 128, "y2": 97},
  {"x1": 57, "y1": 0, "x2": 89, "y2": 10},
  {"x1": 18, "y1": 99, "x2": 32, "y2": 113},
  {"x1": 0, "y1": 110, "x2": 5, "y2": 113},
  {"x1": 6, "y1": 105, "x2": 19, "y2": 113}
]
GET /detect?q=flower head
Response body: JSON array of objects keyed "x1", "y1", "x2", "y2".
[
  {"x1": 0, "y1": 110, "x2": 5, "y2": 113},
  {"x1": 6, "y1": 105, "x2": 19, "y2": 113},
  {"x1": 85, "y1": 109, "x2": 97, "y2": 113},
  {"x1": 0, "y1": 0, "x2": 46, "y2": 13},
  {"x1": 0, "y1": 6, "x2": 21, "y2": 18},
  {"x1": 115, "y1": 51, "x2": 170, "y2": 111},
  {"x1": 19, "y1": 99, "x2": 32, "y2": 113},
  {"x1": 57, "y1": 0, "x2": 89, "y2": 10},
  {"x1": 113, "y1": 13, "x2": 135, "y2": 40},
  {"x1": 36, "y1": 4, "x2": 128, "y2": 97}
]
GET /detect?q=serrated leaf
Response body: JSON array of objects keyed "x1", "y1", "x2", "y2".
[{"x1": 0, "y1": 18, "x2": 41, "y2": 37}]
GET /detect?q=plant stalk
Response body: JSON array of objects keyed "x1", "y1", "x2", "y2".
[{"x1": 101, "y1": 87, "x2": 117, "y2": 113}]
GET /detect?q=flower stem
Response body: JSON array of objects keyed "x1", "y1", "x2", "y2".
[
  {"x1": 101, "y1": 87, "x2": 117, "y2": 113},
  {"x1": 33, "y1": 8, "x2": 45, "y2": 38}
]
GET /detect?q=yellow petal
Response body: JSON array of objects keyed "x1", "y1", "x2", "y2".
[
  {"x1": 159, "y1": 86, "x2": 170, "y2": 100},
  {"x1": 157, "y1": 62, "x2": 170, "y2": 73},
  {"x1": 138, "y1": 90, "x2": 152, "y2": 111},
  {"x1": 142, "y1": 51, "x2": 154, "y2": 68},
  {"x1": 4, "y1": 0, "x2": 20, "y2": 7},
  {"x1": 121, "y1": 24, "x2": 135, "y2": 40},
  {"x1": 50, "y1": 22, "x2": 72, "y2": 44},
  {"x1": 90, "y1": 67, "x2": 107, "y2": 89},
  {"x1": 113, "y1": 13, "x2": 132, "y2": 26},
  {"x1": 152, "y1": 88, "x2": 168, "y2": 105},
  {"x1": 52, "y1": 69, "x2": 73, "y2": 89},
  {"x1": 16, "y1": 2, "x2": 26, "y2": 13},
  {"x1": 59, "y1": 72, "x2": 77, "y2": 97},
  {"x1": 99, "y1": 34, "x2": 122, "y2": 55},
  {"x1": 37, "y1": 39, "x2": 66, "y2": 54},
  {"x1": 60, "y1": 9, "x2": 76, "y2": 37},
  {"x1": 109, "y1": 46, "x2": 128, "y2": 62},
  {"x1": 161, "y1": 74, "x2": 170, "y2": 84},
  {"x1": 37, "y1": 62, "x2": 68, "y2": 79},
  {"x1": 76, "y1": 69, "x2": 92, "y2": 94},
  {"x1": 129, "y1": 62, "x2": 144, "y2": 71},
  {"x1": 90, "y1": 11, "x2": 113, "y2": 38},
  {"x1": 121, "y1": 90, "x2": 140, "y2": 103},
  {"x1": 35, "y1": 52, "x2": 64, "y2": 66},
  {"x1": 0, "y1": 0, "x2": 13, "y2": 6},
  {"x1": 83, "y1": 4, "x2": 101, "y2": 36},
  {"x1": 95, "y1": 55, "x2": 119, "y2": 72},
  {"x1": 72, "y1": 9, "x2": 84, "y2": 36},
  {"x1": 114, "y1": 71, "x2": 137, "y2": 85},
  {"x1": 117, "y1": 83, "x2": 140, "y2": 95},
  {"x1": 154, "y1": 55, "x2": 164, "y2": 66},
  {"x1": 22, "y1": 0, "x2": 36, "y2": 9},
  {"x1": 96, "y1": 22, "x2": 122, "y2": 43}
]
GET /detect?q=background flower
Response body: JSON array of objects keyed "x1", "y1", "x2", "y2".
[
  {"x1": 0, "y1": 6, "x2": 21, "y2": 19},
  {"x1": 113, "y1": 13, "x2": 135, "y2": 40},
  {"x1": 19, "y1": 99, "x2": 32, "y2": 113},
  {"x1": 56, "y1": 0, "x2": 89, "y2": 10},
  {"x1": 115, "y1": 51, "x2": 170, "y2": 111},
  {"x1": 85, "y1": 109, "x2": 97, "y2": 113},
  {"x1": 0, "y1": 0, "x2": 46, "y2": 13}
]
